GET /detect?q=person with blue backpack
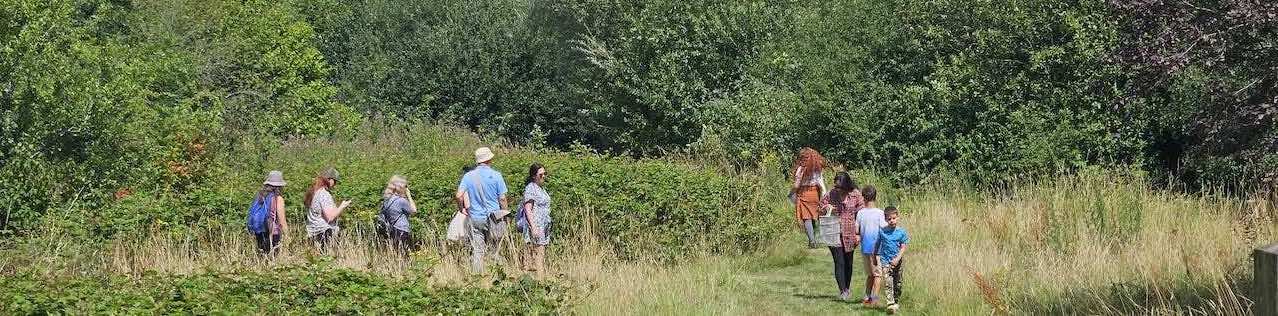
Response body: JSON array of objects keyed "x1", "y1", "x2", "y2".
[
  {"x1": 247, "y1": 171, "x2": 289, "y2": 256},
  {"x1": 518, "y1": 163, "x2": 551, "y2": 277}
]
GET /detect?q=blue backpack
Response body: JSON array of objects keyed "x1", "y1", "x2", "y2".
[
  {"x1": 515, "y1": 207, "x2": 528, "y2": 233},
  {"x1": 246, "y1": 193, "x2": 274, "y2": 234}
]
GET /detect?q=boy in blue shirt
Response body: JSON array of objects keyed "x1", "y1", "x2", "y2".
[{"x1": 874, "y1": 206, "x2": 909, "y2": 314}]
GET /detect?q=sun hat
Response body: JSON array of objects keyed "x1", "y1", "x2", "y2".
[
  {"x1": 474, "y1": 147, "x2": 495, "y2": 164},
  {"x1": 263, "y1": 170, "x2": 286, "y2": 187},
  {"x1": 321, "y1": 167, "x2": 340, "y2": 183}
]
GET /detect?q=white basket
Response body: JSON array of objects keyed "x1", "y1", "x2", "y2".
[{"x1": 817, "y1": 211, "x2": 842, "y2": 247}]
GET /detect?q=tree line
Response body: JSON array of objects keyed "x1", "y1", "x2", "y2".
[{"x1": 1, "y1": 0, "x2": 1274, "y2": 234}]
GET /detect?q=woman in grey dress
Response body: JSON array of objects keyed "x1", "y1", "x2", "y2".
[{"x1": 519, "y1": 163, "x2": 551, "y2": 277}]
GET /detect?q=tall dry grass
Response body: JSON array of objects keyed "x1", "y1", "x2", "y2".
[
  {"x1": 559, "y1": 171, "x2": 1278, "y2": 315},
  {"x1": 2, "y1": 202, "x2": 642, "y2": 293},
  {"x1": 906, "y1": 171, "x2": 1273, "y2": 315}
]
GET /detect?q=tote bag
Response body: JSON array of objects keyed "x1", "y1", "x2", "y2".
[
  {"x1": 817, "y1": 208, "x2": 842, "y2": 247},
  {"x1": 446, "y1": 212, "x2": 468, "y2": 241}
]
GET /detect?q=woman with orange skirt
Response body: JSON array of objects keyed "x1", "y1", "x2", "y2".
[{"x1": 791, "y1": 147, "x2": 827, "y2": 248}]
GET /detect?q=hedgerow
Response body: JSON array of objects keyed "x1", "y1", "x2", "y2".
[{"x1": 75, "y1": 122, "x2": 786, "y2": 262}]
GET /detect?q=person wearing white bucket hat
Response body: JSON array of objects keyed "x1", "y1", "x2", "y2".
[
  {"x1": 455, "y1": 147, "x2": 511, "y2": 273},
  {"x1": 247, "y1": 171, "x2": 289, "y2": 256},
  {"x1": 474, "y1": 147, "x2": 495, "y2": 164}
]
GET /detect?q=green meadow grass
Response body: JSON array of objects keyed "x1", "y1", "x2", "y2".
[{"x1": 2, "y1": 125, "x2": 1272, "y2": 315}]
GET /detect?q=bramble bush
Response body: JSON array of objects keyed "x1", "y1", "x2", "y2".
[
  {"x1": 0, "y1": 263, "x2": 568, "y2": 314},
  {"x1": 193, "y1": 121, "x2": 787, "y2": 262}
]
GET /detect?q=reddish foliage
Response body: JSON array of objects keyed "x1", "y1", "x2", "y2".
[
  {"x1": 113, "y1": 188, "x2": 132, "y2": 200},
  {"x1": 1110, "y1": 0, "x2": 1278, "y2": 188}
]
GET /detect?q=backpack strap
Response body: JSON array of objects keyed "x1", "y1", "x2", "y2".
[
  {"x1": 469, "y1": 170, "x2": 487, "y2": 214},
  {"x1": 383, "y1": 196, "x2": 407, "y2": 226}
]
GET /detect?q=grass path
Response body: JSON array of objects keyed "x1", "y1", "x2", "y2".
[
  {"x1": 573, "y1": 235, "x2": 953, "y2": 315},
  {"x1": 731, "y1": 247, "x2": 895, "y2": 315}
]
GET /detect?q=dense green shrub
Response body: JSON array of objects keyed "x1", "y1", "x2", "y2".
[
  {"x1": 1109, "y1": 0, "x2": 1278, "y2": 190},
  {"x1": 301, "y1": 0, "x2": 794, "y2": 155},
  {"x1": 299, "y1": 0, "x2": 1145, "y2": 184},
  {"x1": 0, "y1": 0, "x2": 358, "y2": 236},
  {"x1": 300, "y1": 0, "x2": 581, "y2": 145},
  {"x1": 548, "y1": 0, "x2": 792, "y2": 154},
  {"x1": 692, "y1": 80, "x2": 801, "y2": 165},
  {"x1": 0, "y1": 0, "x2": 218, "y2": 235},
  {"x1": 134, "y1": 0, "x2": 360, "y2": 138},
  {"x1": 0, "y1": 263, "x2": 567, "y2": 314},
  {"x1": 753, "y1": 0, "x2": 1146, "y2": 184},
  {"x1": 297, "y1": 0, "x2": 1274, "y2": 189}
]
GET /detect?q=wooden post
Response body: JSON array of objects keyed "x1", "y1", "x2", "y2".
[{"x1": 1256, "y1": 243, "x2": 1278, "y2": 316}]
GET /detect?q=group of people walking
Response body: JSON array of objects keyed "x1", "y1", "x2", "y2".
[
  {"x1": 791, "y1": 147, "x2": 910, "y2": 314},
  {"x1": 243, "y1": 147, "x2": 553, "y2": 277},
  {"x1": 241, "y1": 144, "x2": 904, "y2": 307}
]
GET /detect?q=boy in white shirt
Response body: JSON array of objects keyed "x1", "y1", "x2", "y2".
[{"x1": 855, "y1": 185, "x2": 886, "y2": 306}]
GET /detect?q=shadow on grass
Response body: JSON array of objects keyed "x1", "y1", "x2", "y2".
[{"x1": 792, "y1": 293, "x2": 844, "y2": 303}]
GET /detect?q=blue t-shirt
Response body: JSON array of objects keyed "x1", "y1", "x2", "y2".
[
  {"x1": 457, "y1": 165, "x2": 508, "y2": 220},
  {"x1": 877, "y1": 227, "x2": 909, "y2": 265},
  {"x1": 856, "y1": 208, "x2": 886, "y2": 254}
]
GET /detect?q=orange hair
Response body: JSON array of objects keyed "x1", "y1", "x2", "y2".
[
  {"x1": 303, "y1": 176, "x2": 329, "y2": 209},
  {"x1": 793, "y1": 147, "x2": 825, "y2": 182}
]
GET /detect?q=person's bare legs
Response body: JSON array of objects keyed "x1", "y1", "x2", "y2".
[
  {"x1": 862, "y1": 254, "x2": 878, "y2": 303},
  {"x1": 520, "y1": 244, "x2": 532, "y2": 271},
  {"x1": 870, "y1": 258, "x2": 883, "y2": 303},
  {"x1": 532, "y1": 245, "x2": 546, "y2": 279}
]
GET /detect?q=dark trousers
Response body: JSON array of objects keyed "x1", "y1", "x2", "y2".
[
  {"x1": 254, "y1": 232, "x2": 281, "y2": 256},
  {"x1": 387, "y1": 229, "x2": 412, "y2": 255},
  {"x1": 828, "y1": 247, "x2": 855, "y2": 292},
  {"x1": 311, "y1": 229, "x2": 336, "y2": 252}
]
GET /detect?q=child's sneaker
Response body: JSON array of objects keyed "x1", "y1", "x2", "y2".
[
  {"x1": 886, "y1": 303, "x2": 900, "y2": 314},
  {"x1": 839, "y1": 290, "x2": 850, "y2": 301}
]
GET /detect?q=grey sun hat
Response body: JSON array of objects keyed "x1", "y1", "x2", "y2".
[
  {"x1": 321, "y1": 167, "x2": 340, "y2": 183},
  {"x1": 263, "y1": 170, "x2": 286, "y2": 186}
]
